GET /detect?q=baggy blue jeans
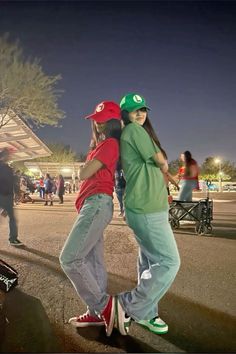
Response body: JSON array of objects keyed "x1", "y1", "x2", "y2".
[
  {"x1": 0, "y1": 194, "x2": 18, "y2": 242},
  {"x1": 115, "y1": 187, "x2": 125, "y2": 213},
  {"x1": 118, "y1": 209, "x2": 180, "y2": 321},
  {"x1": 59, "y1": 194, "x2": 113, "y2": 315}
]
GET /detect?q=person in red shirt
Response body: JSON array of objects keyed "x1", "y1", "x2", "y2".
[
  {"x1": 177, "y1": 150, "x2": 199, "y2": 201},
  {"x1": 59, "y1": 101, "x2": 122, "y2": 337}
]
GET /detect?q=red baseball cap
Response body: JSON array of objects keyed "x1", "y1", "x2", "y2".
[{"x1": 85, "y1": 101, "x2": 121, "y2": 123}]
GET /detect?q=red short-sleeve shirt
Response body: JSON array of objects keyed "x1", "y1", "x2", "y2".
[{"x1": 75, "y1": 138, "x2": 119, "y2": 212}]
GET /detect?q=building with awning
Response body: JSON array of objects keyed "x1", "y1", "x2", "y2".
[
  {"x1": 0, "y1": 110, "x2": 83, "y2": 182},
  {"x1": 0, "y1": 110, "x2": 52, "y2": 161},
  {"x1": 24, "y1": 161, "x2": 83, "y2": 179}
]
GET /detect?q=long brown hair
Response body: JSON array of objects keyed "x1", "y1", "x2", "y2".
[
  {"x1": 89, "y1": 119, "x2": 122, "y2": 151},
  {"x1": 183, "y1": 150, "x2": 196, "y2": 176}
]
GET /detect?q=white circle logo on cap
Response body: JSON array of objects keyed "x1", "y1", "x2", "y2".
[
  {"x1": 96, "y1": 103, "x2": 104, "y2": 112},
  {"x1": 133, "y1": 95, "x2": 143, "y2": 103}
]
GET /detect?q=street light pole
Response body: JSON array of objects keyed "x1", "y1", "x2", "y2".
[{"x1": 214, "y1": 158, "x2": 222, "y2": 192}]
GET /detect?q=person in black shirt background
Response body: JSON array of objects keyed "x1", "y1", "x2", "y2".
[
  {"x1": 114, "y1": 160, "x2": 126, "y2": 217},
  {"x1": 0, "y1": 148, "x2": 23, "y2": 246}
]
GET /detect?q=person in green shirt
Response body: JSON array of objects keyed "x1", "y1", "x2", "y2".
[{"x1": 115, "y1": 93, "x2": 181, "y2": 336}]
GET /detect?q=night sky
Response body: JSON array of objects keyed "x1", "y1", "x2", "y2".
[{"x1": 0, "y1": 1, "x2": 235, "y2": 163}]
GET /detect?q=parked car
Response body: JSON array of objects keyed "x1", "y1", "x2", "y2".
[
  {"x1": 223, "y1": 183, "x2": 236, "y2": 191},
  {"x1": 207, "y1": 183, "x2": 219, "y2": 191}
]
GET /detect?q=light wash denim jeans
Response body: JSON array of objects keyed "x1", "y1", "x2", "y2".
[
  {"x1": 178, "y1": 179, "x2": 198, "y2": 201},
  {"x1": 118, "y1": 209, "x2": 180, "y2": 321},
  {"x1": 0, "y1": 194, "x2": 18, "y2": 242},
  {"x1": 60, "y1": 194, "x2": 113, "y2": 316}
]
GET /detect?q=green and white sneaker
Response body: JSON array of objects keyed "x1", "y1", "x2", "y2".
[{"x1": 137, "y1": 316, "x2": 168, "y2": 334}]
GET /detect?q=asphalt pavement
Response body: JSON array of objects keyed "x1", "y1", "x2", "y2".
[{"x1": 0, "y1": 191, "x2": 236, "y2": 353}]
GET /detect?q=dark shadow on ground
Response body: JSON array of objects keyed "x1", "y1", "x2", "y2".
[
  {"x1": 213, "y1": 223, "x2": 236, "y2": 229},
  {"x1": 76, "y1": 326, "x2": 160, "y2": 353},
  {"x1": 161, "y1": 292, "x2": 236, "y2": 353},
  {"x1": 0, "y1": 249, "x2": 65, "y2": 279},
  {"x1": 20, "y1": 245, "x2": 60, "y2": 263},
  {"x1": 174, "y1": 226, "x2": 236, "y2": 240},
  {"x1": 210, "y1": 229, "x2": 236, "y2": 240},
  {"x1": 0, "y1": 288, "x2": 63, "y2": 353},
  {"x1": 107, "y1": 273, "x2": 236, "y2": 353},
  {"x1": 0, "y1": 292, "x2": 6, "y2": 350},
  {"x1": 1, "y1": 250, "x2": 235, "y2": 352}
]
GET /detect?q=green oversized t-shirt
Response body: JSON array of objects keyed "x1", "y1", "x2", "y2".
[{"x1": 120, "y1": 122, "x2": 169, "y2": 214}]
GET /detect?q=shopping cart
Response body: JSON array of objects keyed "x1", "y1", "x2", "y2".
[{"x1": 169, "y1": 196, "x2": 213, "y2": 235}]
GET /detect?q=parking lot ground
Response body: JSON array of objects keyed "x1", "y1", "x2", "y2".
[{"x1": 0, "y1": 192, "x2": 236, "y2": 353}]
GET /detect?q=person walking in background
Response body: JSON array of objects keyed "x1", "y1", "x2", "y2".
[
  {"x1": 56, "y1": 174, "x2": 65, "y2": 204},
  {"x1": 39, "y1": 177, "x2": 45, "y2": 199},
  {"x1": 19, "y1": 176, "x2": 28, "y2": 202},
  {"x1": 0, "y1": 148, "x2": 23, "y2": 246},
  {"x1": 114, "y1": 160, "x2": 126, "y2": 217},
  {"x1": 176, "y1": 150, "x2": 199, "y2": 201},
  {"x1": 52, "y1": 177, "x2": 57, "y2": 195},
  {"x1": 59, "y1": 101, "x2": 122, "y2": 336},
  {"x1": 19, "y1": 176, "x2": 35, "y2": 204},
  {"x1": 44, "y1": 173, "x2": 53, "y2": 206},
  {"x1": 115, "y1": 93, "x2": 180, "y2": 336}
]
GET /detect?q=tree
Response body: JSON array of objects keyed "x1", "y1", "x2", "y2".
[
  {"x1": 11, "y1": 144, "x2": 86, "y2": 172},
  {"x1": 0, "y1": 33, "x2": 65, "y2": 129},
  {"x1": 200, "y1": 156, "x2": 236, "y2": 181},
  {"x1": 168, "y1": 159, "x2": 180, "y2": 175},
  {"x1": 77, "y1": 152, "x2": 87, "y2": 162},
  {"x1": 34, "y1": 143, "x2": 77, "y2": 163},
  {"x1": 200, "y1": 157, "x2": 218, "y2": 176},
  {"x1": 11, "y1": 160, "x2": 28, "y2": 174},
  {"x1": 220, "y1": 160, "x2": 236, "y2": 180}
]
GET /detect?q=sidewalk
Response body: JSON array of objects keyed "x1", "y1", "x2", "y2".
[{"x1": 0, "y1": 194, "x2": 236, "y2": 352}]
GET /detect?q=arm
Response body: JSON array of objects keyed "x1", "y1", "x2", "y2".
[
  {"x1": 152, "y1": 151, "x2": 168, "y2": 173},
  {"x1": 173, "y1": 166, "x2": 184, "y2": 181},
  {"x1": 173, "y1": 171, "x2": 180, "y2": 180},
  {"x1": 78, "y1": 159, "x2": 104, "y2": 181},
  {"x1": 165, "y1": 172, "x2": 180, "y2": 190}
]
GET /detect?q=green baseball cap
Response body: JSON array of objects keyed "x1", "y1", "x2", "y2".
[{"x1": 119, "y1": 93, "x2": 150, "y2": 112}]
